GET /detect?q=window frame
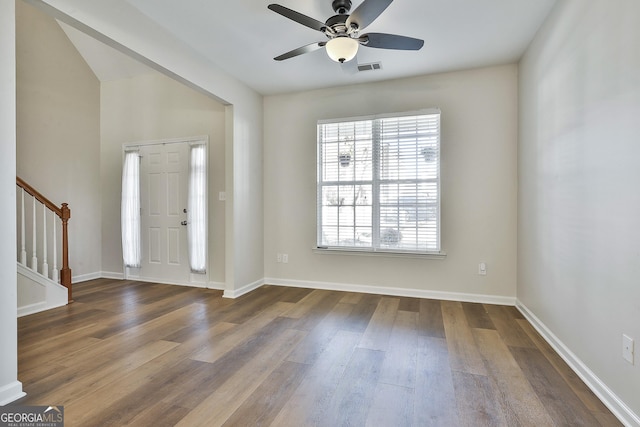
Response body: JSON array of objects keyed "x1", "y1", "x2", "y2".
[{"x1": 316, "y1": 109, "x2": 444, "y2": 257}]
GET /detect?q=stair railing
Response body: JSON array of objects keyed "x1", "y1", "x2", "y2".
[{"x1": 16, "y1": 177, "x2": 72, "y2": 303}]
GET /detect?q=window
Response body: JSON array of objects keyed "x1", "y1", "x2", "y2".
[
  {"x1": 317, "y1": 110, "x2": 441, "y2": 253},
  {"x1": 121, "y1": 150, "x2": 141, "y2": 267},
  {"x1": 187, "y1": 143, "x2": 207, "y2": 273}
]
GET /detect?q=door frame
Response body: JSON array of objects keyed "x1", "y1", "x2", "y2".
[{"x1": 121, "y1": 135, "x2": 209, "y2": 287}]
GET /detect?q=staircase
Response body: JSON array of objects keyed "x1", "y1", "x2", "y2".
[{"x1": 16, "y1": 177, "x2": 72, "y2": 317}]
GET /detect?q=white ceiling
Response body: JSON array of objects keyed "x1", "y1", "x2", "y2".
[{"x1": 58, "y1": 0, "x2": 558, "y2": 95}]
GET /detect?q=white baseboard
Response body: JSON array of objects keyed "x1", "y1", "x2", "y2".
[
  {"x1": 74, "y1": 272, "x2": 224, "y2": 291},
  {"x1": 207, "y1": 281, "x2": 225, "y2": 290},
  {"x1": 123, "y1": 275, "x2": 208, "y2": 289},
  {"x1": 102, "y1": 273, "x2": 224, "y2": 291},
  {"x1": 100, "y1": 271, "x2": 125, "y2": 280},
  {"x1": 0, "y1": 381, "x2": 25, "y2": 406},
  {"x1": 264, "y1": 277, "x2": 516, "y2": 305},
  {"x1": 17, "y1": 302, "x2": 47, "y2": 317},
  {"x1": 74, "y1": 272, "x2": 224, "y2": 292},
  {"x1": 516, "y1": 300, "x2": 640, "y2": 427},
  {"x1": 223, "y1": 278, "x2": 265, "y2": 299},
  {"x1": 74, "y1": 272, "x2": 515, "y2": 305},
  {"x1": 17, "y1": 263, "x2": 68, "y2": 317},
  {"x1": 17, "y1": 300, "x2": 67, "y2": 318},
  {"x1": 71, "y1": 272, "x2": 515, "y2": 305},
  {"x1": 72, "y1": 272, "x2": 102, "y2": 283}
]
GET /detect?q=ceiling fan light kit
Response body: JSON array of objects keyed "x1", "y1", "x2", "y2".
[
  {"x1": 326, "y1": 37, "x2": 359, "y2": 63},
  {"x1": 268, "y1": 0, "x2": 423, "y2": 64}
]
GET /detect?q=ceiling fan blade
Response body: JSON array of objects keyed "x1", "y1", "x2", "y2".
[
  {"x1": 274, "y1": 42, "x2": 326, "y2": 61},
  {"x1": 346, "y1": 0, "x2": 393, "y2": 30},
  {"x1": 268, "y1": 4, "x2": 327, "y2": 32},
  {"x1": 360, "y1": 32, "x2": 424, "y2": 50}
]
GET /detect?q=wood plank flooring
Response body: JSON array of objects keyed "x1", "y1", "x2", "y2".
[{"x1": 12, "y1": 279, "x2": 621, "y2": 426}]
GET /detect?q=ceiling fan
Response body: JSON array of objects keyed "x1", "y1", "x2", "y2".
[{"x1": 268, "y1": 0, "x2": 424, "y2": 64}]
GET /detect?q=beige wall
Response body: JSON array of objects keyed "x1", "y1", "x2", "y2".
[
  {"x1": 16, "y1": 1, "x2": 101, "y2": 279},
  {"x1": 100, "y1": 73, "x2": 227, "y2": 285},
  {"x1": 228, "y1": 104, "x2": 264, "y2": 295},
  {"x1": 518, "y1": 1, "x2": 640, "y2": 422},
  {"x1": 264, "y1": 65, "x2": 518, "y2": 301},
  {"x1": 30, "y1": 0, "x2": 265, "y2": 296}
]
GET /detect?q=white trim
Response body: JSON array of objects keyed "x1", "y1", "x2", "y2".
[
  {"x1": 0, "y1": 381, "x2": 25, "y2": 406},
  {"x1": 17, "y1": 262, "x2": 60, "y2": 287},
  {"x1": 264, "y1": 277, "x2": 515, "y2": 306},
  {"x1": 223, "y1": 278, "x2": 265, "y2": 299},
  {"x1": 318, "y1": 108, "x2": 441, "y2": 125},
  {"x1": 313, "y1": 247, "x2": 447, "y2": 259},
  {"x1": 516, "y1": 300, "x2": 640, "y2": 427},
  {"x1": 18, "y1": 301, "x2": 66, "y2": 318},
  {"x1": 100, "y1": 271, "x2": 125, "y2": 280},
  {"x1": 68, "y1": 273, "x2": 223, "y2": 290},
  {"x1": 122, "y1": 135, "x2": 209, "y2": 150},
  {"x1": 17, "y1": 263, "x2": 68, "y2": 316},
  {"x1": 19, "y1": 301, "x2": 46, "y2": 317},
  {"x1": 207, "y1": 281, "x2": 226, "y2": 290},
  {"x1": 123, "y1": 273, "x2": 212, "y2": 289},
  {"x1": 72, "y1": 271, "x2": 102, "y2": 283},
  {"x1": 125, "y1": 275, "x2": 209, "y2": 289}
]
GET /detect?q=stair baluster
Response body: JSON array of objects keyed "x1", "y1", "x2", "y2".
[
  {"x1": 31, "y1": 197, "x2": 37, "y2": 271},
  {"x1": 41, "y1": 204, "x2": 48, "y2": 278},
  {"x1": 20, "y1": 188, "x2": 27, "y2": 265},
  {"x1": 52, "y1": 211, "x2": 59, "y2": 283},
  {"x1": 16, "y1": 177, "x2": 72, "y2": 303}
]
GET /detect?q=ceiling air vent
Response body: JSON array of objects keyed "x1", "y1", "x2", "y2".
[{"x1": 357, "y1": 62, "x2": 382, "y2": 72}]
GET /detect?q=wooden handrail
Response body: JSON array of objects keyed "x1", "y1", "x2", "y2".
[
  {"x1": 16, "y1": 177, "x2": 72, "y2": 303},
  {"x1": 16, "y1": 177, "x2": 62, "y2": 217}
]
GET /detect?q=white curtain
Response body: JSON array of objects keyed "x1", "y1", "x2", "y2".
[
  {"x1": 121, "y1": 150, "x2": 141, "y2": 268},
  {"x1": 188, "y1": 144, "x2": 207, "y2": 273}
]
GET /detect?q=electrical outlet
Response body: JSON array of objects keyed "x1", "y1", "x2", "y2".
[
  {"x1": 478, "y1": 262, "x2": 487, "y2": 275},
  {"x1": 282, "y1": 254, "x2": 288, "y2": 263},
  {"x1": 623, "y1": 334, "x2": 634, "y2": 365},
  {"x1": 276, "y1": 253, "x2": 282, "y2": 263},
  {"x1": 219, "y1": 191, "x2": 226, "y2": 201}
]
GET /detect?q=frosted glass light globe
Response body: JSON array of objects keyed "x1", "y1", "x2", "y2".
[{"x1": 326, "y1": 37, "x2": 359, "y2": 63}]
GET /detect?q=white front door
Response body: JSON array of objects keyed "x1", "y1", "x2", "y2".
[{"x1": 131, "y1": 142, "x2": 191, "y2": 284}]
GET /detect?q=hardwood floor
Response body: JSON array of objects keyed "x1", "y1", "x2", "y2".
[{"x1": 13, "y1": 279, "x2": 620, "y2": 426}]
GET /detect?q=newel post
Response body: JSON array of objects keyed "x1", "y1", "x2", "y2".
[{"x1": 60, "y1": 203, "x2": 72, "y2": 303}]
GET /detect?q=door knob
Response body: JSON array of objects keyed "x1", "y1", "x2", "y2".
[{"x1": 181, "y1": 220, "x2": 188, "y2": 226}]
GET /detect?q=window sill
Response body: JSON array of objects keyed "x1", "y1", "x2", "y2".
[{"x1": 313, "y1": 247, "x2": 447, "y2": 259}]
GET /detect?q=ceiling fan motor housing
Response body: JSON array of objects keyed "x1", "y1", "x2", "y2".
[
  {"x1": 325, "y1": 14, "x2": 350, "y2": 35},
  {"x1": 332, "y1": 0, "x2": 352, "y2": 14}
]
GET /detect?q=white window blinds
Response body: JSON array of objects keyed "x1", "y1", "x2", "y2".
[{"x1": 317, "y1": 110, "x2": 441, "y2": 253}]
